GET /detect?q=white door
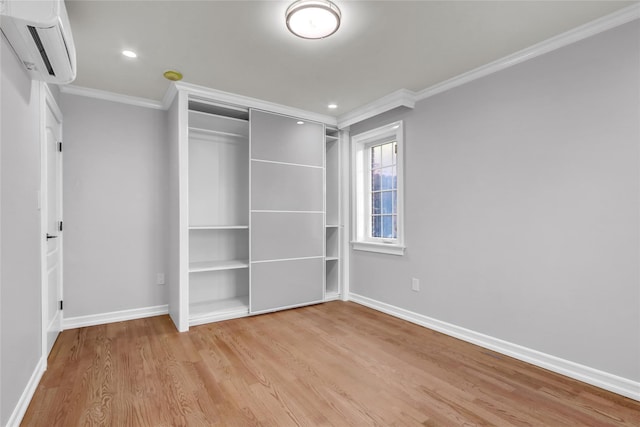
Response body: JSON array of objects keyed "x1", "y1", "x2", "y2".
[{"x1": 43, "y1": 88, "x2": 63, "y2": 356}]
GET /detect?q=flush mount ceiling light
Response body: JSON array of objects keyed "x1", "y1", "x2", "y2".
[
  {"x1": 286, "y1": 0, "x2": 341, "y2": 39},
  {"x1": 122, "y1": 50, "x2": 137, "y2": 58}
]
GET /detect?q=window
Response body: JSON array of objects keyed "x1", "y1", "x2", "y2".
[{"x1": 352, "y1": 121, "x2": 405, "y2": 255}]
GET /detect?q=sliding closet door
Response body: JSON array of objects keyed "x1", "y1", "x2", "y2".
[{"x1": 250, "y1": 109, "x2": 324, "y2": 313}]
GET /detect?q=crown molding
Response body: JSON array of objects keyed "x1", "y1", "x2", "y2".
[
  {"x1": 416, "y1": 3, "x2": 640, "y2": 102},
  {"x1": 59, "y1": 81, "x2": 337, "y2": 125},
  {"x1": 337, "y1": 4, "x2": 640, "y2": 128},
  {"x1": 337, "y1": 88, "x2": 416, "y2": 130},
  {"x1": 172, "y1": 81, "x2": 338, "y2": 126},
  {"x1": 59, "y1": 85, "x2": 165, "y2": 110}
]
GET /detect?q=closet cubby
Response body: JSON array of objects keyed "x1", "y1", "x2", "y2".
[
  {"x1": 189, "y1": 228, "x2": 249, "y2": 272},
  {"x1": 188, "y1": 117, "x2": 249, "y2": 227},
  {"x1": 325, "y1": 226, "x2": 339, "y2": 260},
  {"x1": 325, "y1": 258, "x2": 339, "y2": 296},
  {"x1": 325, "y1": 127, "x2": 341, "y2": 300},
  {"x1": 189, "y1": 269, "x2": 250, "y2": 325}
]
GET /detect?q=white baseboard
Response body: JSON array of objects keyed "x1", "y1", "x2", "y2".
[
  {"x1": 348, "y1": 293, "x2": 640, "y2": 401},
  {"x1": 5, "y1": 356, "x2": 46, "y2": 427},
  {"x1": 63, "y1": 304, "x2": 169, "y2": 330}
]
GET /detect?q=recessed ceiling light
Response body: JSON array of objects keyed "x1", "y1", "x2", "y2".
[
  {"x1": 328, "y1": 103, "x2": 338, "y2": 109},
  {"x1": 286, "y1": 0, "x2": 341, "y2": 39},
  {"x1": 297, "y1": 121, "x2": 304, "y2": 125},
  {"x1": 122, "y1": 50, "x2": 137, "y2": 58}
]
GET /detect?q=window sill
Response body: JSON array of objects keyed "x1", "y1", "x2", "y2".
[{"x1": 351, "y1": 241, "x2": 405, "y2": 256}]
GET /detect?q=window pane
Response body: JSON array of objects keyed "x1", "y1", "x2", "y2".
[
  {"x1": 371, "y1": 170, "x2": 381, "y2": 191},
  {"x1": 381, "y1": 166, "x2": 394, "y2": 190},
  {"x1": 382, "y1": 191, "x2": 393, "y2": 214},
  {"x1": 392, "y1": 166, "x2": 397, "y2": 189},
  {"x1": 381, "y1": 142, "x2": 393, "y2": 167},
  {"x1": 391, "y1": 190, "x2": 397, "y2": 214},
  {"x1": 371, "y1": 145, "x2": 381, "y2": 169},
  {"x1": 392, "y1": 214, "x2": 397, "y2": 237},
  {"x1": 371, "y1": 215, "x2": 381, "y2": 238},
  {"x1": 382, "y1": 215, "x2": 394, "y2": 238},
  {"x1": 371, "y1": 191, "x2": 381, "y2": 214}
]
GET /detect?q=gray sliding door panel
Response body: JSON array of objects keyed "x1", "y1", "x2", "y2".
[
  {"x1": 250, "y1": 109, "x2": 324, "y2": 167},
  {"x1": 251, "y1": 212, "x2": 323, "y2": 261},
  {"x1": 251, "y1": 160, "x2": 323, "y2": 212},
  {"x1": 251, "y1": 258, "x2": 324, "y2": 313},
  {"x1": 250, "y1": 108, "x2": 325, "y2": 314}
]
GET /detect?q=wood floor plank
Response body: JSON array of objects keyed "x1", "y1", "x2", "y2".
[{"x1": 21, "y1": 301, "x2": 640, "y2": 426}]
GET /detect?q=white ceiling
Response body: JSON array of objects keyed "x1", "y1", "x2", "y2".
[{"x1": 66, "y1": 1, "x2": 635, "y2": 115}]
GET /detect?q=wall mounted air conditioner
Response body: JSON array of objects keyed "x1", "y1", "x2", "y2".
[{"x1": 0, "y1": 0, "x2": 76, "y2": 84}]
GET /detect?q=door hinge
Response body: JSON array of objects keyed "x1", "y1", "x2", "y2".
[
  {"x1": 58, "y1": 141, "x2": 62, "y2": 152},
  {"x1": 59, "y1": 221, "x2": 63, "y2": 232},
  {"x1": 59, "y1": 300, "x2": 63, "y2": 310}
]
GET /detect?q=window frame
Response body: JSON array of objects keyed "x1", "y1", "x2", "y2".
[{"x1": 351, "y1": 120, "x2": 406, "y2": 256}]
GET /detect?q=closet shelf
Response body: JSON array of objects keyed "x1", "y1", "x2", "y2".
[
  {"x1": 325, "y1": 135, "x2": 339, "y2": 141},
  {"x1": 189, "y1": 259, "x2": 249, "y2": 273},
  {"x1": 189, "y1": 109, "x2": 249, "y2": 123},
  {"x1": 189, "y1": 296, "x2": 250, "y2": 324},
  {"x1": 325, "y1": 256, "x2": 339, "y2": 261},
  {"x1": 189, "y1": 99, "x2": 250, "y2": 121},
  {"x1": 189, "y1": 225, "x2": 249, "y2": 230},
  {"x1": 325, "y1": 224, "x2": 339, "y2": 228},
  {"x1": 189, "y1": 126, "x2": 247, "y2": 140}
]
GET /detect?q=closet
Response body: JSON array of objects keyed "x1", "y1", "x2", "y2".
[{"x1": 167, "y1": 86, "x2": 343, "y2": 332}]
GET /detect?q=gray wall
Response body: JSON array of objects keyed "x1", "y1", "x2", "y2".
[
  {"x1": 349, "y1": 21, "x2": 640, "y2": 381},
  {"x1": 60, "y1": 94, "x2": 169, "y2": 318},
  {"x1": 0, "y1": 35, "x2": 43, "y2": 425}
]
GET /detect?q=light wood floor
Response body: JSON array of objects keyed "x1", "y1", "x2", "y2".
[{"x1": 23, "y1": 301, "x2": 639, "y2": 426}]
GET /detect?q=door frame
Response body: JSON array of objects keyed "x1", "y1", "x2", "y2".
[{"x1": 40, "y1": 83, "x2": 64, "y2": 360}]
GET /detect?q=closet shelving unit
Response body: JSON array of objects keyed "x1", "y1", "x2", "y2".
[
  {"x1": 187, "y1": 100, "x2": 251, "y2": 326},
  {"x1": 169, "y1": 84, "x2": 344, "y2": 332},
  {"x1": 325, "y1": 127, "x2": 341, "y2": 300}
]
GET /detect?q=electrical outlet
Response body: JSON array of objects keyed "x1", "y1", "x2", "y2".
[
  {"x1": 156, "y1": 273, "x2": 165, "y2": 285},
  {"x1": 411, "y1": 278, "x2": 420, "y2": 292}
]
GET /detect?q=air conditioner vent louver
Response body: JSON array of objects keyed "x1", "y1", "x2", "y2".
[{"x1": 27, "y1": 25, "x2": 55, "y2": 76}]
